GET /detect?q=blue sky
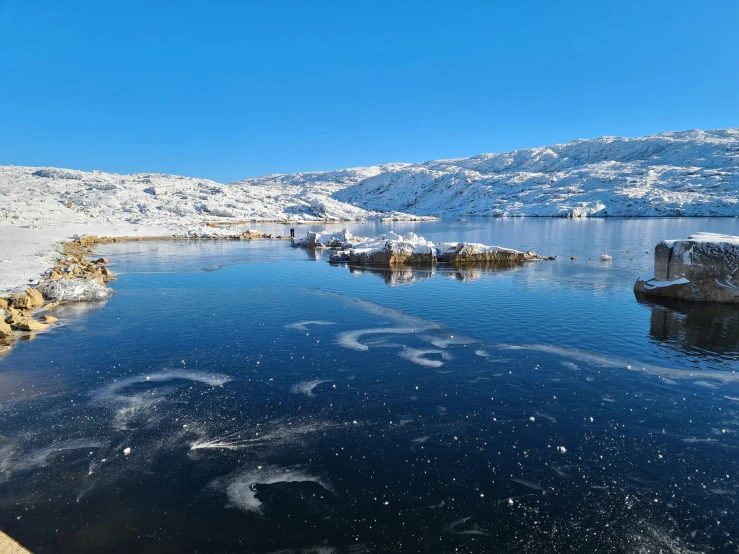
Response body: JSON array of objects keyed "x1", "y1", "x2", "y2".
[{"x1": 0, "y1": 0, "x2": 737, "y2": 182}]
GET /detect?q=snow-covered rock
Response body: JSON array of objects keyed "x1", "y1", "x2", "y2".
[
  {"x1": 635, "y1": 233, "x2": 739, "y2": 303},
  {"x1": 437, "y1": 242, "x2": 534, "y2": 264},
  {"x1": 346, "y1": 233, "x2": 437, "y2": 266},
  {"x1": 314, "y1": 232, "x2": 541, "y2": 267},
  {"x1": 38, "y1": 277, "x2": 112, "y2": 302}
]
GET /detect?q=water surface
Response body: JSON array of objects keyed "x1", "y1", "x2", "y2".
[{"x1": 0, "y1": 218, "x2": 738, "y2": 553}]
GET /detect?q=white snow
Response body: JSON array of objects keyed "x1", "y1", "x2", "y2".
[
  {"x1": 215, "y1": 465, "x2": 336, "y2": 514},
  {"x1": 305, "y1": 230, "x2": 530, "y2": 263},
  {"x1": 644, "y1": 277, "x2": 690, "y2": 289},
  {"x1": 335, "y1": 128, "x2": 739, "y2": 218},
  {"x1": 339, "y1": 231, "x2": 436, "y2": 257},
  {"x1": 2, "y1": 127, "x2": 738, "y2": 294},
  {"x1": 686, "y1": 232, "x2": 739, "y2": 245}
]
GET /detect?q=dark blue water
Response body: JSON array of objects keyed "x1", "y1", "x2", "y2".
[{"x1": 0, "y1": 219, "x2": 738, "y2": 553}]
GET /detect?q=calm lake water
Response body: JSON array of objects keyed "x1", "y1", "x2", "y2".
[{"x1": 1, "y1": 218, "x2": 738, "y2": 553}]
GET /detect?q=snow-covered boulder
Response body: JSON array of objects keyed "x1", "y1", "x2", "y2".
[
  {"x1": 304, "y1": 231, "x2": 323, "y2": 248},
  {"x1": 297, "y1": 229, "x2": 362, "y2": 249},
  {"x1": 438, "y1": 242, "x2": 536, "y2": 264},
  {"x1": 332, "y1": 232, "x2": 437, "y2": 266},
  {"x1": 635, "y1": 233, "x2": 739, "y2": 303},
  {"x1": 326, "y1": 232, "x2": 543, "y2": 267}
]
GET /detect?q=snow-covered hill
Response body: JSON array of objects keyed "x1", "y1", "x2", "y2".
[
  {"x1": 336, "y1": 129, "x2": 739, "y2": 217},
  {"x1": 2, "y1": 129, "x2": 737, "y2": 232},
  {"x1": 0, "y1": 163, "x2": 419, "y2": 230}
]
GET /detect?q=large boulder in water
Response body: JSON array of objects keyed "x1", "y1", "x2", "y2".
[
  {"x1": 438, "y1": 243, "x2": 529, "y2": 265},
  {"x1": 346, "y1": 239, "x2": 437, "y2": 266},
  {"x1": 304, "y1": 231, "x2": 322, "y2": 248},
  {"x1": 635, "y1": 233, "x2": 739, "y2": 303}
]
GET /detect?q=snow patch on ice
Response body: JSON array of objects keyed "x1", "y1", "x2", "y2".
[
  {"x1": 290, "y1": 379, "x2": 330, "y2": 397},
  {"x1": 399, "y1": 348, "x2": 448, "y2": 368},
  {"x1": 337, "y1": 327, "x2": 418, "y2": 351},
  {"x1": 285, "y1": 320, "x2": 335, "y2": 331}
]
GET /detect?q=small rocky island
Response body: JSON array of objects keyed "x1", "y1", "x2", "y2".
[
  {"x1": 635, "y1": 232, "x2": 739, "y2": 303},
  {"x1": 296, "y1": 230, "x2": 545, "y2": 266}
]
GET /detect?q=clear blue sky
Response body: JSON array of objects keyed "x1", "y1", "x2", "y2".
[{"x1": 0, "y1": 0, "x2": 737, "y2": 182}]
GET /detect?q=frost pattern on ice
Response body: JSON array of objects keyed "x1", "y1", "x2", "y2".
[
  {"x1": 92, "y1": 371, "x2": 231, "y2": 431},
  {"x1": 212, "y1": 465, "x2": 336, "y2": 514},
  {"x1": 285, "y1": 320, "x2": 336, "y2": 331},
  {"x1": 290, "y1": 379, "x2": 330, "y2": 396}
]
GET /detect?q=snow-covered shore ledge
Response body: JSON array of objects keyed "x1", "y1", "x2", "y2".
[
  {"x1": 0, "y1": 222, "x2": 273, "y2": 296},
  {"x1": 0, "y1": 229, "x2": 285, "y2": 356},
  {"x1": 635, "y1": 233, "x2": 739, "y2": 303},
  {"x1": 1, "y1": 236, "x2": 116, "y2": 355},
  {"x1": 295, "y1": 230, "x2": 546, "y2": 266}
]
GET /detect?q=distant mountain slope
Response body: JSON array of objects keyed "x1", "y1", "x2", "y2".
[
  {"x1": 334, "y1": 129, "x2": 739, "y2": 217},
  {"x1": 1, "y1": 129, "x2": 737, "y2": 231},
  {"x1": 0, "y1": 163, "x2": 417, "y2": 229}
]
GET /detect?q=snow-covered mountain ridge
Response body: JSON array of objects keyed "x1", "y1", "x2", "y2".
[
  {"x1": 0, "y1": 163, "x2": 419, "y2": 230},
  {"x1": 335, "y1": 128, "x2": 739, "y2": 217},
  {"x1": 1, "y1": 129, "x2": 737, "y2": 230}
]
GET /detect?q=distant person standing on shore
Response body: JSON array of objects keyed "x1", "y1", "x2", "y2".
[{"x1": 289, "y1": 227, "x2": 295, "y2": 238}]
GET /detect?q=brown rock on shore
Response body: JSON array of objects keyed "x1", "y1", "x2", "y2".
[
  {"x1": 11, "y1": 288, "x2": 45, "y2": 309},
  {"x1": 18, "y1": 319, "x2": 50, "y2": 332},
  {"x1": 5, "y1": 309, "x2": 30, "y2": 329}
]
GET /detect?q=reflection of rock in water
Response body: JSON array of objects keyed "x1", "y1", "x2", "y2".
[
  {"x1": 639, "y1": 295, "x2": 739, "y2": 354},
  {"x1": 344, "y1": 263, "x2": 523, "y2": 285},
  {"x1": 303, "y1": 247, "x2": 323, "y2": 261},
  {"x1": 449, "y1": 263, "x2": 523, "y2": 281},
  {"x1": 45, "y1": 298, "x2": 110, "y2": 322},
  {"x1": 347, "y1": 265, "x2": 435, "y2": 286}
]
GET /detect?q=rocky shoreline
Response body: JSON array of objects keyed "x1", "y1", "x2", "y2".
[
  {"x1": 0, "y1": 236, "x2": 116, "y2": 355},
  {"x1": 0, "y1": 230, "x2": 279, "y2": 357}
]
